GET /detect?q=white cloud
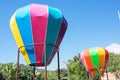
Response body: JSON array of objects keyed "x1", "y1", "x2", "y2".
[
  {"x1": 118, "y1": 10, "x2": 120, "y2": 20},
  {"x1": 105, "y1": 43, "x2": 120, "y2": 54}
]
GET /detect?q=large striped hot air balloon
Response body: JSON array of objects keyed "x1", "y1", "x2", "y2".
[
  {"x1": 80, "y1": 47, "x2": 109, "y2": 77},
  {"x1": 10, "y1": 4, "x2": 67, "y2": 67}
]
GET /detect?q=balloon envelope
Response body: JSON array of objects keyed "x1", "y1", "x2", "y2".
[
  {"x1": 10, "y1": 4, "x2": 67, "y2": 66},
  {"x1": 80, "y1": 47, "x2": 109, "y2": 77}
]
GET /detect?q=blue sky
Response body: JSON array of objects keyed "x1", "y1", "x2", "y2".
[{"x1": 0, "y1": 0, "x2": 120, "y2": 70}]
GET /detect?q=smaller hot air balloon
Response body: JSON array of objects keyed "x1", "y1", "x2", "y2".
[{"x1": 80, "y1": 47, "x2": 109, "y2": 78}]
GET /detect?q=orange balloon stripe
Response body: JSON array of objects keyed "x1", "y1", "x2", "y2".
[
  {"x1": 84, "y1": 49, "x2": 96, "y2": 76},
  {"x1": 98, "y1": 48, "x2": 105, "y2": 68},
  {"x1": 98, "y1": 47, "x2": 105, "y2": 75}
]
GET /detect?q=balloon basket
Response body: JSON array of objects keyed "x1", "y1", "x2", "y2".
[{"x1": 16, "y1": 43, "x2": 60, "y2": 80}]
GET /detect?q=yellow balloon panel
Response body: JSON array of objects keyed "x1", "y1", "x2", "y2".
[{"x1": 10, "y1": 14, "x2": 30, "y2": 64}]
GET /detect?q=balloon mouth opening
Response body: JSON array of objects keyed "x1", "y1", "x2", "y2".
[
  {"x1": 87, "y1": 67, "x2": 106, "y2": 77},
  {"x1": 29, "y1": 63, "x2": 49, "y2": 67}
]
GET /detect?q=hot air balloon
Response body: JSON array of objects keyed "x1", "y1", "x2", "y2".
[
  {"x1": 10, "y1": 4, "x2": 67, "y2": 80},
  {"x1": 80, "y1": 47, "x2": 109, "y2": 79}
]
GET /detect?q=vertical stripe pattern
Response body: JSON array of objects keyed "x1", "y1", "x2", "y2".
[
  {"x1": 48, "y1": 16, "x2": 67, "y2": 64},
  {"x1": 10, "y1": 14, "x2": 30, "y2": 64},
  {"x1": 15, "y1": 5, "x2": 36, "y2": 64},
  {"x1": 84, "y1": 49, "x2": 96, "y2": 76},
  {"x1": 80, "y1": 47, "x2": 109, "y2": 77},
  {"x1": 45, "y1": 6, "x2": 62, "y2": 65},
  {"x1": 30, "y1": 4, "x2": 48, "y2": 66},
  {"x1": 10, "y1": 4, "x2": 67, "y2": 66}
]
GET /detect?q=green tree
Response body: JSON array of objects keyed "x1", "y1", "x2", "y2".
[
  {"x1": 60, "y1": 68, "x2": 68, "y2": 79},
  {"x1": 0, "y1": 72, "x2": 4, "y2": 80},
  {"x1": 68, "y1": 54, "x2": 86, "y2": 80},
  {"x1": 36, "y1": 69, "x2": 44, "y2": 80},
  {"x1": 107, "y1": 53, "x2": 120, "y2": 72},
  {"x1": 0, "y1": 52, "x2": 120, "y2": 80},
  {"x1": 107, "y1": 53, "x2": 120, "y2": 78}
]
